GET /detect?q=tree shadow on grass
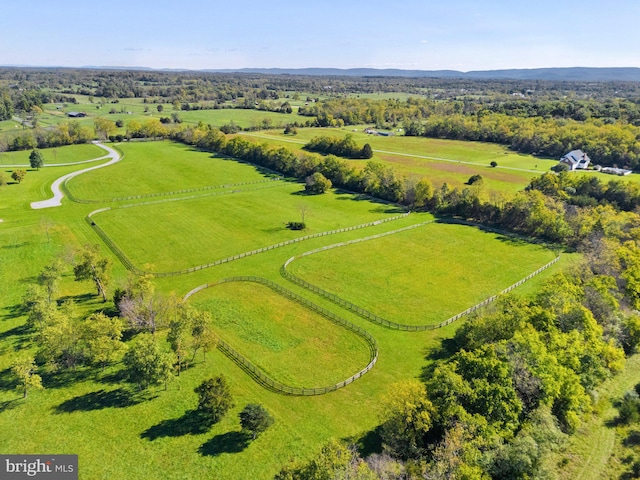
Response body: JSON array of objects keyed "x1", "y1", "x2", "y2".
[
  {"x1": 0, "y1": 399, "x2": 22, "y2": 413},
  {"x1": 0, "y1": 367, "x2": 16, "y2": 391},
  {"x1": 54, "y1": 388, "x2": 142, "y2": 413},
  {"x1": 40, "y1": 368, "x2": 94, "y2": 390},
  {"x1": 97, "y1": 368, "x2": 129, "y2": 385},
  {"x1": 57, "y1": 293, "x2": 98, "y2": 306},
  {"x1": 350, "y1": 425, "x2": 383, "y2": 457},
  {"x1": 198, "y1": 431, "x2": 251, "y2": 457},
  {"x1": 141, "y1": 409, "x2": 211, "y2": 441},
  {"x1": 1, "y1": 303, "x2": 28, "y2": 320},
  {"x1": 624, "y1": 429, "x2": 640, "y2": 447},
  {"x1": 0, "y1": 324, "x2": 32, "y2": 351},
  {"x1": 1, "y1": 241, "x2": 30, "y2": 250}
]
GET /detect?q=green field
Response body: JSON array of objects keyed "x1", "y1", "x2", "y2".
[
  {"x1": 0, "y1": 143, "x2": 105, "y2": 165},
  {"x1": 66, "y1": 141, "x2": 279, "y2": 201},
  {"x1": 287, "y1": 222, "x2": 557, "y2": 326},
  {"x1": 178, "y1": 108, "x2": 301, "y2": 129},
  {"x1": 238, "y1": 129, "x2": 557, "y2": 193},
  {"x1": 93, "y1": 181, "x2": 403, "y2": 272},
  {"x1": 0, "y1": 139, "x2": 580, "y2": 480},
  {"x1": 191, "y1": 281, "x2": 372, "y2": 387}
]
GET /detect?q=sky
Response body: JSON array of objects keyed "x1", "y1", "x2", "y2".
[{"x1": 2, "y1": 0, "x2": 640, "y2": 71}]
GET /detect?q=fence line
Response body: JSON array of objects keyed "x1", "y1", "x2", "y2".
[
  {"x1": 281, "y1": 225, "x2": 562, "y2": 331},
  {"x1": 87, "y1": 210, "x2": 410, "y2": 277},
  {"x1": 184, "y1": 276, "x2": 378, "y2": 396}
]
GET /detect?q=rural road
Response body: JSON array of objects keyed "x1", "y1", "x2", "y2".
[{"x1": 30, "y1": 142, "x2": 121, "y2": 209}]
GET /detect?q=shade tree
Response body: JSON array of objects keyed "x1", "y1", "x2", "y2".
[
  {"x1": 12, "y1": 356, "x2": 43, "y2": 398},
  {"x1": 29, "y1": 149, "x2": 44, "y2": 170},
  {"x1": 239, "y1": 403, "x2": 274, "y2": 439},
  {"x1": 73, "y1": 244, "x2": 111, "y2": 302},
  {"x1": 194, "y1": 375, "x2": 234, "y2": 426}
]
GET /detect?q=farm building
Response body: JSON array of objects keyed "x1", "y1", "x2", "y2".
[
  {"x1": 601, "y1": 167, "x2": 632, "y2": 176},
  {"x1": 559, "y1": 149, "x2": 591, "y2": 170},
  {"x1": 67, "y1": 111, "x2": 87, "y2": 118}
]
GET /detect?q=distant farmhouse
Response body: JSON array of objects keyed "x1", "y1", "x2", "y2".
[
  {"x1": 559, "y1": 150, "x2": 591, "y2": 170},
  {"x1": 67, "y1": 111, "x2": 87, "y2": 118}
]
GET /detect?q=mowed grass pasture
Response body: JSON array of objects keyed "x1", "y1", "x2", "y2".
[
  {"x1": 0, "y1": 143, "x2": 105, "y2": 165},
  {"x1": 191, "y1": 281, "x2": 372, "y2": 387},
  {"x1": 238, "y1": 129, "x2": 558, "y2": 194},
  {"x1": 92, "y1": 178, "x2": 404, "y2": 272},
  {"x1": 286, "y1": 221, "x2": 558, "y2": 326},
  {"x1": 0, "y1": 138, "x2": 584, "y2": 479},
  {"x1": 65, "y1": 141, "x2": 280, "y2": 201}
]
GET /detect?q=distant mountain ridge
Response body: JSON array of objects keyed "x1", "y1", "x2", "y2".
[
  {"x1": 2, "y1": 65, "x2": 640, "y2": 81},
  {"x1": 209, "y1": 67, "x2": 640, "y2": 82}
]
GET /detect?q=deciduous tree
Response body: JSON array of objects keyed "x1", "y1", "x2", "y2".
[
  {"x1": 240, "y1": 403, "x2": 274, "y2": 439},
  {"x1": 73, "y1": 245, "x2": 111, "y2": 302},
  {"x1": 38, "y1": 260, "x2": 63, "y2": 302},
  {"x1": 81, "y1": 313, "x2": 125, "y2": 370},
  {"x1": 380, "y1": 380, "x2": 434, "y2": 459},
  {"x1": 123, "y1": 333, "x2": 174, "y2": 390},
  {"x1": 304, "y1": 172, "x2": 332, "y2": 194},
  {"x1": 12, "y1": 356, "x2": 43, "y2": 398},
  {"x1": 194, "y1": 375, "x2": 234, "y2": 425},
  {"x1": 11, "y1": 169, "x2": 26, "y2": 183},
  {"x1": 29, "y1": 149, "x2": 44, "y2": 170}
]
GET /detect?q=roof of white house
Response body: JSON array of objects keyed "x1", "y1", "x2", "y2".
[{"x1": 560, "y1": 149, "x2": 591, "y2": 169}]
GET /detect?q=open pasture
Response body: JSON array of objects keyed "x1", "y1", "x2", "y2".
[
  {"x1": 286, "y1": 221, "x2": 557, "y2": 326},
  {"x1": 65, "y1": 141, "x2": 278, "y2": 201},
  {"x1": 240, "y1": 129, "x2": 556, "y2": 193},
  {"x1": 178, "y1": 108, "x2": 301, "y2": 129},
  {"x1": 191, "y1": 281, "x2": 372, "y2": 387},
  {"x1": 93, "y1": 182, "x2": 403, "y2": 272},
  {"x1": 0, "y1": 143, "x2": 104, "y2": 165}
]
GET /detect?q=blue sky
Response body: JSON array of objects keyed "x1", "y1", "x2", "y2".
[{"x1": 2, "y1": 0, "x2": 639, "y2": 71}]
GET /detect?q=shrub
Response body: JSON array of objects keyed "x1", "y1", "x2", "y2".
[
  {"x1": 467, "y1": 174, "x2": 483, "y2": 185},
  {"x1": 490, "y1": 161, "x2": 498, "y2": 168},
  {"x1": 552, "y1": 162, "x2": 570, "y2": 172},
  {"x1": 286, "y1": 222, "x2": 306, "y2": 230},
  {"x1": 305, "y1": 172, "x2": 332, "y2": 194}
]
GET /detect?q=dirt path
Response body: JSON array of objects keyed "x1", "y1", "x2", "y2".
[{"x1": 30, "y1": 142, "x2": 121, "y2": 209}]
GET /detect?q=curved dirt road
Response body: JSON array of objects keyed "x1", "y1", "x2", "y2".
[{"x1": 31, "y1": 142, "x2": 121, "y2": 209}]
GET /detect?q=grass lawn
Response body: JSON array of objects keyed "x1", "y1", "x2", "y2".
[
  {"x1": 0, "y1": 143, "x2": 105, "y2": 165},
  {"x1": 191, "y1": 280, "x2": 372, "y2": 387},
  {"x1": 92, "y1": 182, "x2": 404, "y2": 272},
  {"x1": 287, "y1": 221, "x2": 558, "y2": 326},
  {"x1": 178, "y1": 109, "x2": 301, "y2": 129},
  {"x1": 65, "y1": 141, "x2": 279, "y2": 201}
]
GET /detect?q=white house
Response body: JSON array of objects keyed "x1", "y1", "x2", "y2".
[{"x1": 559, "y1": 150, "x2": 591, "y2": 171}]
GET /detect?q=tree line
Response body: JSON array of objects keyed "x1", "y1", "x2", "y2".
[{"x1": 304, "y1": 134, "x2": 373, "y2": 159}]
